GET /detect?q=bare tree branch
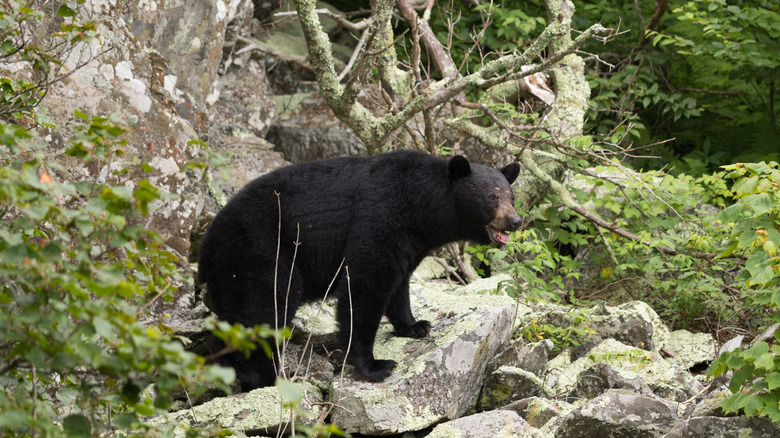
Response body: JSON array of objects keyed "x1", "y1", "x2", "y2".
[
  {"x1": 396, "y1": 0, "x2": 458, "y2": 81},
  {"x1": 294, "y1": 0, "x2": 610, "y2": 151}
]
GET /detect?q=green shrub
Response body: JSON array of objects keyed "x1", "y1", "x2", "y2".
[
  {"x1": 0, "y1": 112, "x2": 249, "y2": 436},
  {"x1": 708, "y1": 161, "x2": 780, "y2": 422}
]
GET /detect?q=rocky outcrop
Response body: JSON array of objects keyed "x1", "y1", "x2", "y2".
[
  {"x1": 157, "y1": 383, "x2": 326, "y2": 437},
  {"x1": 427, "y1": 410, "x2": 542, "y2": 438},
  {"x1": 300, "y1": 276, "x2": 517, "y2": 435},
  {"x1": 554, "y1": 390, "x2": 680, "y2": 437},
  {"x1": 163, "y1": 261, "x2": 778, "y2": 438},
  {"x1": 266, "y1": 92, "x2": 366, "y2": 163}
]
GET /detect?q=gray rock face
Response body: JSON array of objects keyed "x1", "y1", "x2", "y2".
[
  {"x1": 328, "y1": 277, "x2": 517, "y2": 435},
  {"x1": 8, "y1": 0, "x2": 251, "y2": 258},
  {"x1": 266, "y1": 92, "x2": 367, "y2": 163},
  {"x1": 572, "y1": 362, "x2": 651, "y2": 398},
  {"x1": 158, "y1": 383, "x2": 325, "y2": 437},
  {"x1": 492, "y1": 339, "x2": 553, "y2": 378},
  {"x1": 427, "y1": 410, "x2": 542, "y2": 438},
  {"x1": 555, "y1": 390, "x2": 679, "y2": 438},
  {"x1": 505, "y1": 397, "x2": 573, "y2": 429},
  {"x1": 479, "y1": 366, "x2": 547, "y2": 411},
  {"x1": 665, "y1": 416, "x2": 779, "y2": 438}
]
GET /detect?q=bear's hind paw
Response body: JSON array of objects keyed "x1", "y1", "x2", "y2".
[{"x1": 354, "y1": 359, "x2": 397, "y2": 382}]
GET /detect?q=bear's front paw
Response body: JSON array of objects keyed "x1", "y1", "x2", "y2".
[
  {"x1": 395, "y1": 320, "x2": 432, "y2": 338},
  {"x1": 354, "y1": 359, "x2": 397, "y2": 382}
]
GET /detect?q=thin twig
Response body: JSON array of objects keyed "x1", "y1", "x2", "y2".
[{"x1": 338, "y1": 26, "x2": 370, "y2": 82}]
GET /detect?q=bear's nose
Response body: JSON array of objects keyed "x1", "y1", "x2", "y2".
[{"x1": 507, "y1": 215, "x2": 523, "y2": 231}]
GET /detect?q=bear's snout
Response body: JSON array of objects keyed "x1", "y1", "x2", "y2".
[
  {"x1": 505, "y1": 214, "x2": 523, "y2": 232},
  {"x1": 486, "y1": 200, "x2": 523, "y2": 244}
]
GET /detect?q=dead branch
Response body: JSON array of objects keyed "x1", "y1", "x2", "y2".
[
  {"x1": 274, "y1": 8, "x2": 372, "y2": 32},
  {"x1": 396, "y1": 0, "x2": 458, "y2": 81},
  {"x1": 236, "y1": 35, "x2": 314, "y2": 71}
]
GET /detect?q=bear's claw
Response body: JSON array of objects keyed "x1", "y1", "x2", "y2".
[{"x1": 395, "y1": 320, "x2": 432, "y2": 338}]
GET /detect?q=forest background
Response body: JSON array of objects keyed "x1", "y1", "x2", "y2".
[{"x1": 0, "y1": 0, "x2": 779, "y2": 436}]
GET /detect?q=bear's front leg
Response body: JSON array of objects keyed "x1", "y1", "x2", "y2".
[
  {"x1": 386, "y1": 281, "x2": 431, "y2": 338},
  {"x1": 337, "y1": 296, "x2": 397, "y2": 382}
]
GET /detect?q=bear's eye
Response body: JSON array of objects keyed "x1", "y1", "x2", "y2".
[{"x1": 488, "y1": 193, "x2": 498, "y2": 201}]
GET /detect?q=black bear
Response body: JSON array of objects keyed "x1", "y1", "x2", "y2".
[{"x1": 198, "y1": 150, "x2": 521, "y2": 390}]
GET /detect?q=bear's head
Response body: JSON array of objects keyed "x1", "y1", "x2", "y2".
[{"x1": 448, "y1": 155, "x2": 522, "y2": 245}]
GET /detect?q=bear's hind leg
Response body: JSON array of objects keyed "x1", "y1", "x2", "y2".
[
  {"x1": 207, "y1": 263, "x2": 303, "y2": 390},
  {"x1": 205, "y1": 335, "x2": 276, "y2": 391}
]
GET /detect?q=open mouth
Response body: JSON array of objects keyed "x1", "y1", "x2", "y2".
[{"x1": 488, "y1": 226, "x2": 512, "y2": 245}]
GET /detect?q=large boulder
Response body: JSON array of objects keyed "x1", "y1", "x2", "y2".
[
  {"x1": 327, "y1": 276, "x2": 517, "y2": 434},
  {"x1": 665, "y1": 416, "x2": 779, "y2": 438},
  {"x1": 546, "y1": 338, "x2": 704, "y2": 402},
  {"x1": 266, "y1": 92, "x2": 366, "y2": 163},
  {"x1": 478, "y1": 366, "x2": 548, "y2": 411},
  {"x1": 158, "y1": 383, "x2": 325, "y2": 437},
  {"x1": 427, "y1": 410, "x2": 543, "y2": 438},
  {"x1": 5, "y1": 0, "x2": 252, "y2": 258},
  {"x1": 553, "y1": 390, "x2": 679, "y2": 438}
]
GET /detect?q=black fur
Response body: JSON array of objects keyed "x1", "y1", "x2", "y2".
[{"x1": 198, "y1": 150, "x2": 521, "y2": 390}]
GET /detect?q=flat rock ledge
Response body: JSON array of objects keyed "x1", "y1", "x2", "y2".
[
  {"x1": 161, "y1": 267, "x2": 780, "y2": 438},
  {"x1": 162, "y1": 274, "x2": 516, "y2": 436},
  {"x1": 328, "y1": 276, "x2": 516, "y2": 434}
]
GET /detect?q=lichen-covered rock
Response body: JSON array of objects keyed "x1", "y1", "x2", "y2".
[
  {"x1": 505, "y1": 397, "x2": 573, "y2": 429},
  {"x1": 553, "y1": 390, "x2": 679, "y2": 438},
  {"x1": 491, "y1": 339, "x2": 553, "y2": 378},
  {"x1": 125, "y1": 0, "x2": 251, "y2": 114},
  {"x1": 266, "y1": 92, "x2": 366, "y2": 163},
  {"x1": 663, "y1": 329, "x2": 716, "y2": 370},
  {"x1": 546, "y1": 339, "x2": 703, "y2": 401},
  {"x1": 427, "y1": 410, "x2": 543, "y2": 438},
  {"x1": 689, "y1": 386, "x2": 733, "y2": 418},
  {"x1": 479, "y1": 366, "x2": 547, "y2": 411},
  {"x1": 10, "y1": 0, "x2": 249, "y2": 258},
  {"x1": 326, "y1": 276, "x2": 517, "y2": 435},
  {"x1": 158, "y1": 383, "x2": 324, "y2": 437},
  {"x1": 573, "y1": 362, "x2": 651, "y2": 398},
  {"x1": 664, "y1": 416, "x2": 780, "y2": 438},
  {"x1": 586, "y1": 301, "x2": 658, "y2": 351},
  {"x1": 514, "y1": 300, "x2": 661, "y2": 357}
]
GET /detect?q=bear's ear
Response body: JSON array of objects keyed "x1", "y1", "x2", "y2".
[
  {"x1": 500, "y1": 162, "x2": 520, "y2": 184},
  {"x1": 448, "y1": 155, "x2": 472, "y2": 181}
]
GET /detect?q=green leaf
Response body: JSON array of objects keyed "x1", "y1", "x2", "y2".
[
  {"x1": 755, "y1": 352, "x2": 776, "y2": 371},
  {"x1": 0, "y1": 410, "x2": 29, "y2": 427},
  {"x1": 62, "y1": 414, "x2": 91, "y2": 438},
  {"x1": 763, "y1": 240, "x2": 777, "y2": 256},
  {"x1": 113, "y1": 413, "x2": 139, "y2": 428},
  {"x1": 93, "y1": 316, "x2": 117, "y2": 342},
  {"x1": 741, "y1": 394, "x2": 765, "y2": 417},
  {"x1": 720, "y1": 392, "x2": 746, "y2": 413},
  {"x1": 743, "y1": 342, "x2": 770, "y2": 360},
  {"x1": 771, "y1": 289, "x2": 780, "y2": 308},
  {"x1": 717, "y1": 203, "x2": 744, "y2": 223},
  {"x1": 733, "y1": 176, "x2": 759, "y2": 196},
  {"x1": 0, "y1": 40, "x2": 15, "y2": 56},
  {"x1": 276, "y1": 378, "x2": 303, "y2": 405},
  {"x1": 748, "y1": 193, "x2": 775, "y2": 216},
  {"x1": 748, "y1": 265, "x2": 775, "y2": 286},
  {"x1": 56, "y1": 5, "x2": 77, "y2": 17},
  {"x1": 766, "y1": 372, "x2": 780, "y2": 390},
  {"x1": 714, "y1": 241, "x2": 738, "y2": 260}
]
